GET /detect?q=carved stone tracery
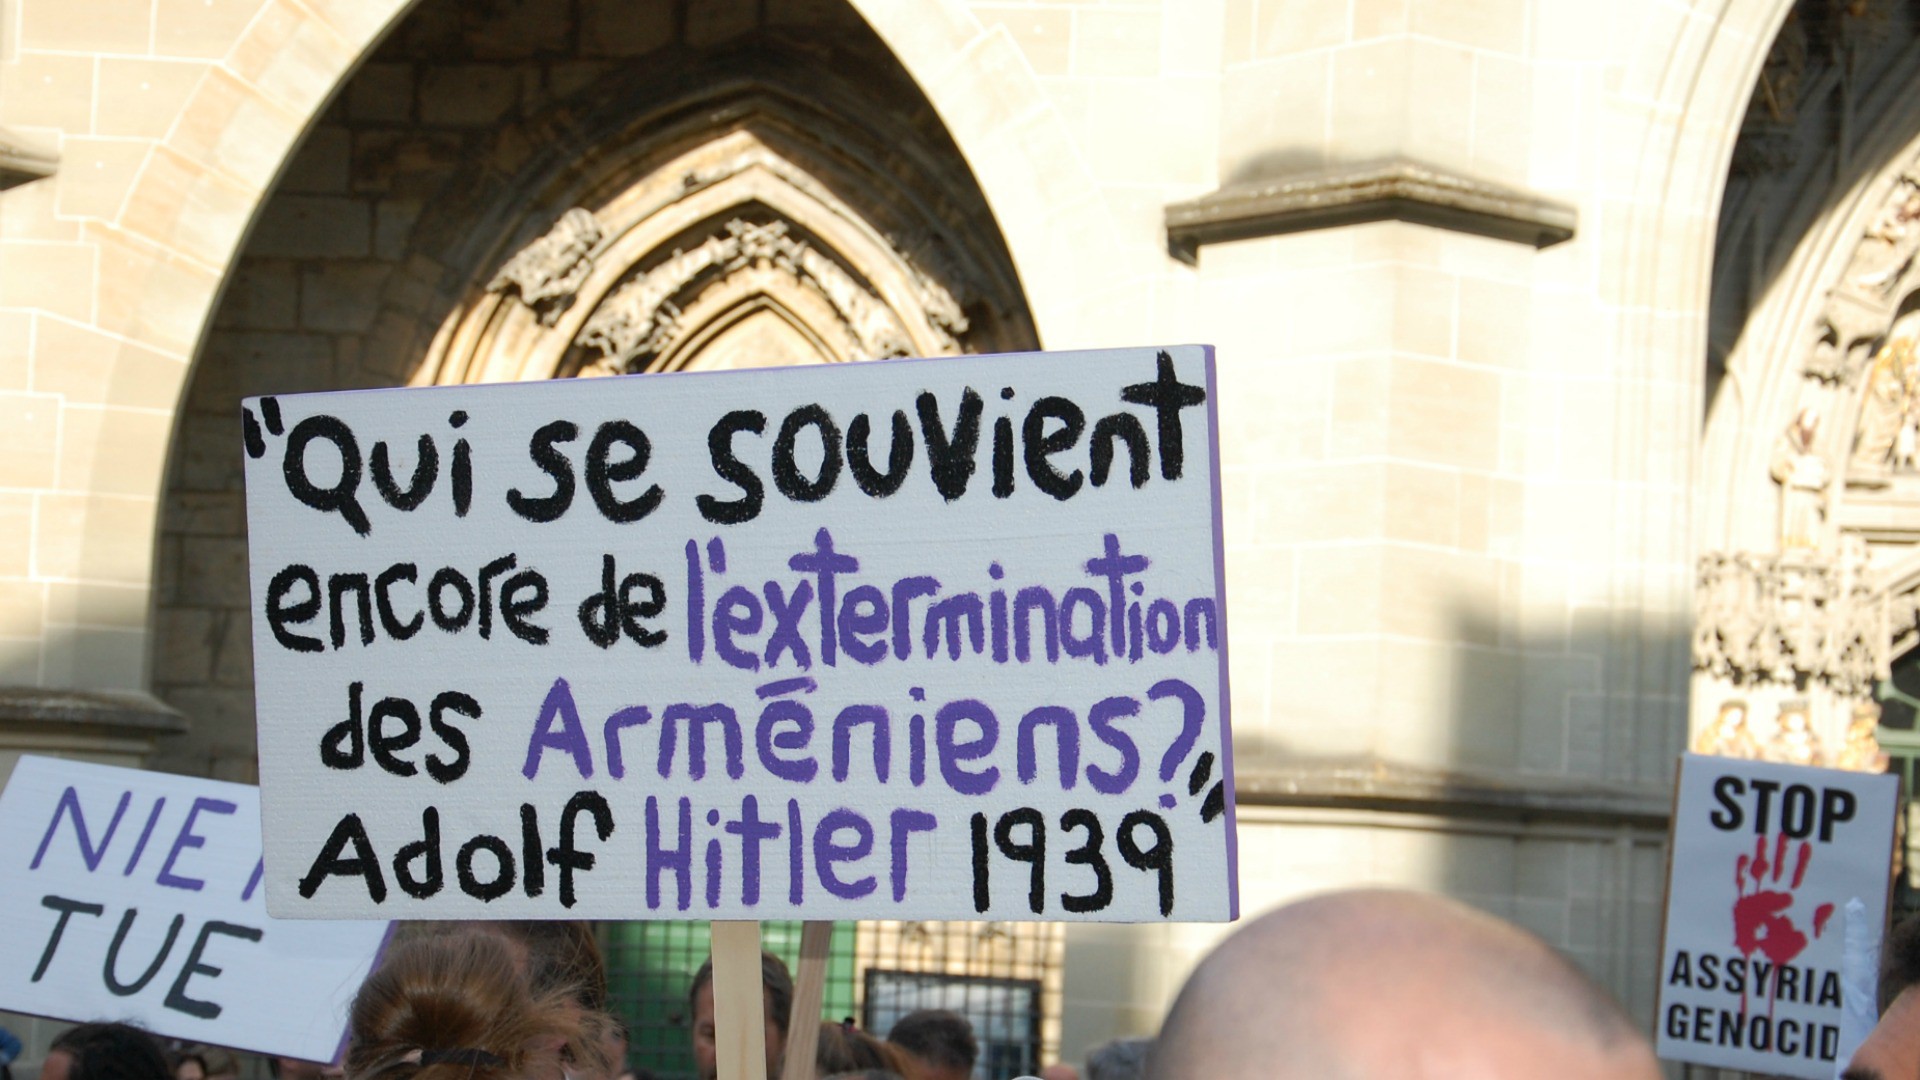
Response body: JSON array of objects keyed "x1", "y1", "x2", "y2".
[
  {"x1": 1700, "y1": 5, "x2": 1920, "y2": 776},
  {"x1": 1693, "y1": 546, "x2": 1887, "y2": 698},
  {"x1": 562, "y1": 216, "x2": 957, "y2": 373},
  {"x1": 426, "y1": 103, "x2": 1021, "y2": 388},
  {"x1": 1806, "y1": 169, "x2": 1920, "y2": 387},
  {"x1": 1692, "y1": 544, "x2": 1891, "y2": 769},
  {"x1": 485, "y1": 207, "x2": 603, "y2": 325}
]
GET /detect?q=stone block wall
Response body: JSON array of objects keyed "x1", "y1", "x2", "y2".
[{"x1": 0, "y1": 0, "x2": 1807, "y2": 1060}]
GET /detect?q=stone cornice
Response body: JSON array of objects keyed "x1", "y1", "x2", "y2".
[
  {"x1": 0, "y1": 128, "x2": 58, "y2": 191},
  {"x1": 0, "y1": 686, "x2": 187, "y2": 735},
  {"x1": 1165, "y1": 159, "x2": 1577, "y2": 264},
  {"x1": 1231, "y1": 757, "x2": 1671, "y2": 828}
]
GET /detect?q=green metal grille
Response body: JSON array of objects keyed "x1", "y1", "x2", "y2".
[{"x1": 599, "y1": 922, "x2": 857, "y2": 1080}]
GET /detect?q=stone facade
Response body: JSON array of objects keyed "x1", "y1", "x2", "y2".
[{"x1": 0, "y1": 0, "x2": 1865, "y2": 1066}]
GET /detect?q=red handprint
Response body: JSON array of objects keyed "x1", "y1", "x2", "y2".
[{"x1": 1732, "y1": 832, "x2": 1835, "y2": 971}]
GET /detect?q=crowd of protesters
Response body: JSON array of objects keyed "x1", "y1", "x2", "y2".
[{"x1": 21, "y1": 886, "x2": 1920, "y2": 1080}]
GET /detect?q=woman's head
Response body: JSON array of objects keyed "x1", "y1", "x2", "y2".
[
  {"x1": 390, "y1": 922, "x2": 610, "y2": 1014},
  {"x1": 346, "y1": 931, "x2": 611, "y2": 1080},
  {"x1": 813, "y1": 1024, "x2": 909, "y2": 1080}
]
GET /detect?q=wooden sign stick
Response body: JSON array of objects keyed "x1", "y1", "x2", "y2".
[
  {"x1": 711, "y1": 921, "x2": 769, "y2": 1080},
  {"x1": 778, "y1": 921, "x2": 835, "y2": 1080}
]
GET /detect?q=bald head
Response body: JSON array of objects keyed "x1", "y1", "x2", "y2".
[{"x1": 1148, "y1": 889, "x2": 1660, "y2": 1080}]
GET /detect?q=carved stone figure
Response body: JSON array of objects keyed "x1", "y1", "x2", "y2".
[
  {"x1": 486, "y1": 208, "x2": 603, "y2": 324},
  {"x1": 1850, "y1": 330, "x2": 1920, "y2": 475},
  {"x1": 1771, "y1": 407, "x2": 1829, "y2": 549},
  {"x1": 1831, "y1": 699, "x2": 1891, "y2": 772},
  {"x1": 1693, "y1": 699, "x2": 1762, "y2": 759},
  {"x1": 1851, "y1": 180, "x2": 1920, "y2": 294},
  {"x1": 1804, "y1": 171, "x2": 1920, "y2": 386},
  {"x1": 1767, "y1": 701, "x2": 1822, "y2": 766}
]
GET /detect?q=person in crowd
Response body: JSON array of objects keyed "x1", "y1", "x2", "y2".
[
  {"x1": 196, "y1": 1049, "x2": 236, "y2": 1080},
  {"x1": 1, "y1": 1026, "x2": 22, "y2": 1080},
  {"x1": 395, "y1": 920, "x2": 617, "y2": 1080},
  {"x1": 605, "y1": 1018, "x2": 635, "y2": 1080},
  {"x1": 1146, "y1": 888, "x2": 1661, "y2": 1080},
  {"x1": 1082, "y1": 1038, "x2": 1148, "y2": 1080},
  {"x1": 1036, "y1": 1066, "x2": 1077, "y2": 1080},
  {"x1": 42, "y1": 1024, "x2": 169, "y2": 1080},
  {"x1": 688, "y1": 952, "x2": 793, "y2": 1080},
  {"x1": 271, "y1": 1057, "x2": 342, "y2": 1080},
  {"x1": 810, "y1": 1022, "x2": 907, "y2": 1080},
  {"x1": 498, "y1": 922, "x2": 612, "y2": 1016},
  {"x1": 1845, "y1": 913, "x2": 1920, "y2": 1078},
  {"x1": 393, "y1": 922, "x2": 610, "y2": 1014},
  {"x1": 343, "y1": 930, "x2": 611, "y2": 1080},
  {"x1": 169, "y1": 1053, "x2": 207, "y2": 1080},
  {"x1": 885, "y1": 1011, "x2": 974, "y2": 1080}
]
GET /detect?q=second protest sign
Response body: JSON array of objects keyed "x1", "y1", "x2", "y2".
[
  {"x1": 1655, "y1": 752, "x2": 1899, "y2": 1077},
  {"x1": 244, "y1": 345, "x2": 1237, "y2": 922}
]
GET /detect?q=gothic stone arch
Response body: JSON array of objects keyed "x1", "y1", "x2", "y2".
[
  {"x1": 1696, "y1": 115, "x2": 1920, "y2": 774},
  {"x1": 149, "y1": 2, "x2": 1037, "y2": 779},
  {"x1": 411, "y1": 102, "x2": 1008, "y2": 386}
]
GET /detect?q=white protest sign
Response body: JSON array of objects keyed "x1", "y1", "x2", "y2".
[
  {"x1": 0, "y1": 755, "x2": 389, "y2": 1061},
  {"x1": 244, "y1": 345, "x2": 1237, "y2": 922},
  {"x1": 1655, "y1": 753, "x2": 1899, "y2": 1077}
]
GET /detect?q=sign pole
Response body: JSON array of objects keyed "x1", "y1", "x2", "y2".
[
  {"x1": 778, "y1": 921, "x2": 834, "y2": 1080},
  {"x1": 711, "y1": 921, "x2": 768, "y2": 1080}
]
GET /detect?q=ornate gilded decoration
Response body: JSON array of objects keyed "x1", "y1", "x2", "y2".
[
  {"x1": 1693, "y1": 699, "x2": 1762, "y2": 758},
  {"x1": 1766, "y1": 700, "x2": 1821, "y2": 765},
  {"x1": 1694, "y1": 695, "x2": 1889, "y2": 771},
  {"x1": 1849, "y1": 323, "x2": 1920, "y2": 476},
  {"x1": 1832, "y1": 700, "x2": 1891, "y2": 771}
]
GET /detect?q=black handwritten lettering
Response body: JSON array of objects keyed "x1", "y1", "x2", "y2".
[
  {"x1": 846, "y1": 411, "x2": 913, "y2": 497},
  {"x1": 103, "y1": 909, "x2": 183, "y2": 996},
  {"x1": 298, "y1": 814, "x2": 387, "y2": 902},
  {"x1": 266, "y1": 565, "x2": 323, "y2": 653},
  {"x1": 163, "y1": 920, "x2": 263, "y2": 1020},
  {"x1": 585, "y1": 420, "x2": 663, "y2": 523},
  {"x1": 283, "y1": 414, "x2": 370, "y2": 535},
  {"x1": 698, "y1": 410, "x2": 767, "y2": 524},
  {"x1": 1023, "y1": 397, "x2": 1085, "y2": 500},
  {"x1": 773, "y1": 405, "x2": 842, "y2": 503},
  {"x1": 33, "y1": 895, "x2": 105, "y2": 981},
  {"x1": 507, "y1": 420, "x2": 579, "y2": 523},
  {"x1": 370, "y1": 434, "x2": 437, "y2": 511},
  {"x1": 1119, "y1": 351, "x2": 1206, "y2": 481},
  {"x1": 917, "y1": 389, "x2": 982, "y2": 501}
]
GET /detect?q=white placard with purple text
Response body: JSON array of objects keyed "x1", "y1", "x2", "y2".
[
  {"x1": 1655, "y1": 753, "x2": 1899, "y2": 1077},
  {"x1": 0, "y1": 756, "x2": 389, "y2": 1061},
  {"x1": 243, "y1": 345, "x2": 1237, "y2": 922}
]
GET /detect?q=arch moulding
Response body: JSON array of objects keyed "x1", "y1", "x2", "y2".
[{"x1": 1692, "y1": 59, "x2": 1920, "y2": 775}]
